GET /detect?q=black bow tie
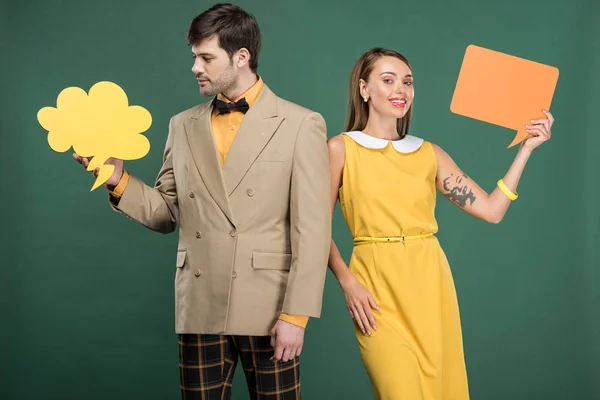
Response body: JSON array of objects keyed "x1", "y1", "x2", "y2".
[{"x1": 215, "y1": 97, "x2": 250, "y2": 114}]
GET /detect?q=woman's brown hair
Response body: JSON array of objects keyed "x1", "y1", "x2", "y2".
[{"x1": 346, "y1": 48, "x2": 413, "y2": 139}]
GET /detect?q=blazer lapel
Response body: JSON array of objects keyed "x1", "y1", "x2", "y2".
[
  {"x1": 183, "y1": 102, "x2": 235, "y2": 226},
  {"x1": 222, "y1": 85, "x2": 285, "y2": 196}
]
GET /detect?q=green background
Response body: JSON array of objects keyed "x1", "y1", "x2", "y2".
[{"x1": 2, "y1": 0, "x2": 598, "y2": 398}]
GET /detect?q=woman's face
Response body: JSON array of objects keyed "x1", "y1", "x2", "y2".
[{"x1": 360, "y1": 56, "x2": 414, "y2": 120}]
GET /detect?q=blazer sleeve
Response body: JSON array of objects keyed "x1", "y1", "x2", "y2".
[
  {"x1": 282, "y1": 112, "x2": 332, "y2": 317},
  {"x1": 108, "y1": 116, "x2": 179, "y2": 234}
]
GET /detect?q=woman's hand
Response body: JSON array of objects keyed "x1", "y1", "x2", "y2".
[
  {"x1": 522, "y1": 110, "x2": 554, "y2": 152},
  {"x1": 341, "y1": 275, "x2": 379, "y2": 335}
]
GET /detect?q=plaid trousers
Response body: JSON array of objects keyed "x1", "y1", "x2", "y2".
[{"x1": 178, "y1": 334, "x2": 301, "y2": 400}]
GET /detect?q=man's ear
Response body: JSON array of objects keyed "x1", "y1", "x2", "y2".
[{"x1": 235, "y1": 48, "x2": 251, "y2": 68}]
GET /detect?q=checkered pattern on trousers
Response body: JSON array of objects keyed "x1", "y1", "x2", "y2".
[{"x1": 178, "y1": 334, "x2": 301, "y2": 400}]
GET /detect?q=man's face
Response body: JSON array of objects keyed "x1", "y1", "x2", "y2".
[{"x1": 191, "y1": 36, "x2": 237, "y2": 97}]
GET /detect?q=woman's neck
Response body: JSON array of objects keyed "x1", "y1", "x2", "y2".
[{"x1": 362, "y1": 114, "x2": 400, "y2": 141}]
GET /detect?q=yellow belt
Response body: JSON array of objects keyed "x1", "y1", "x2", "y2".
[{"x1": 353, "y1": 233, "x2": 434, "y2": 245}]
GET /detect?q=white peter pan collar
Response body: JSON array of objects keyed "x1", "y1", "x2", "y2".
[{"x1": 343, "y1": 131, "x2": 424, "y2": 153}]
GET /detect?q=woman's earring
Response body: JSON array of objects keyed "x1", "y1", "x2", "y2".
[{"x1": 363, "y1": 96, "x2": 368, "y2": 102}]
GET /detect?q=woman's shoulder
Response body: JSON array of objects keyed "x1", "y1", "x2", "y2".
[
  {"x1": 327, "y1": 134, "x2": 347, "y2": 162},
  {"x1": 426, "y1": 141, "x2": 445, "y2": 156}
]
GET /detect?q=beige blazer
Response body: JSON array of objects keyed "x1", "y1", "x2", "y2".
[{"x1": 110, "y1": 84, "x2": 331, "y2": 335}]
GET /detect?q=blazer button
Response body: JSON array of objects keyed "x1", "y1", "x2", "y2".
[
  {"x1": 194, "y1": 269, "x2": 201, "y2": 277},
  {"x1": 189, "y1": 191, "x2": 195, "y2": 198},
  {"x1": 246, "y1": 188, "x2": 254, "y2": 197},
  {"x1": 232, "y1": 271, "x2": 237, "y2": 278},
  {"x1": 229, "y1": 230, "x2": 237, "y2": 237},
  {"x1": 196, "y1": 231, "x2": 202, "y2": 239}
]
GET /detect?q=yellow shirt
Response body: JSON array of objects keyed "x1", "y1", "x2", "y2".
[
  {"x1": 109, "y1": 76, "x2": 308, "y2": 329},
  {"x1": 212, "y1": 76, "x2": 261, "y2": 165}
]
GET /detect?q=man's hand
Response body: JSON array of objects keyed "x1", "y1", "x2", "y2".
[
  {"x1": 270, "y1": 319, "x2": 305, "y2": 362},
  {"x1": 73, "y1": 154, "x2": 124, "y2": 189}
]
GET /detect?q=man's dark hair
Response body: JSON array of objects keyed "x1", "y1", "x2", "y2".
[{"x1": 187, "y1": 3, "x2": 261, "y2": 72}]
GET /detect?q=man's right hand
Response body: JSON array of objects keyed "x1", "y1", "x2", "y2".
[{"x1": 73, "y1": 153, "x2": 124, "y2": 189}]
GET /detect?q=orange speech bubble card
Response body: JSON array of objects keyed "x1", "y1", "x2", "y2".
[{"x1": 450, "y1": 45, "x2": 559, "y2": 147}]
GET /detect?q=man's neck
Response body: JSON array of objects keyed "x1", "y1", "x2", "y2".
[{"x1": 222, "y1": 72, "x2": 258, "y2": 101}]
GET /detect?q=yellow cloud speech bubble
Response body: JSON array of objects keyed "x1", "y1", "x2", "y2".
[{"x1": 37, "y1": 81, "x2": 151, "y2": 190}]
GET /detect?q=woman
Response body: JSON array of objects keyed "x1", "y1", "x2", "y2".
[{"x1": 327, "y1": 48, "x2": 553, "y2": 399}]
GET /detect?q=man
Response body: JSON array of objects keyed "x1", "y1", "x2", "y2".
[{"x1": 75, "y1": 3, "x2": 331, "y2": 399}]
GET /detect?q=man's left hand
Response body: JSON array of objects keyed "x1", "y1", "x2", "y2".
[{"x1": 270, "y1": 319, "x2": 305, "y2": 362}]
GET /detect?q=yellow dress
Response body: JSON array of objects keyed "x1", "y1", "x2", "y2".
[{"x1": 339, "y1": 131, "x2": 469, "y2": 400}]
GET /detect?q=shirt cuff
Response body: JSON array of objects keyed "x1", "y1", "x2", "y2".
[
  {"x1": 107, "y1": 170, "x2": 130, "y2": 199},
  {"x1": 279, "y1": 313, "x2": 309, "y2": 328}
]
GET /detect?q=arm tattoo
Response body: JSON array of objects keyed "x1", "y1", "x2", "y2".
[{"x1": 442, "y1": 173, "x2": 477, "y2": 208}]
